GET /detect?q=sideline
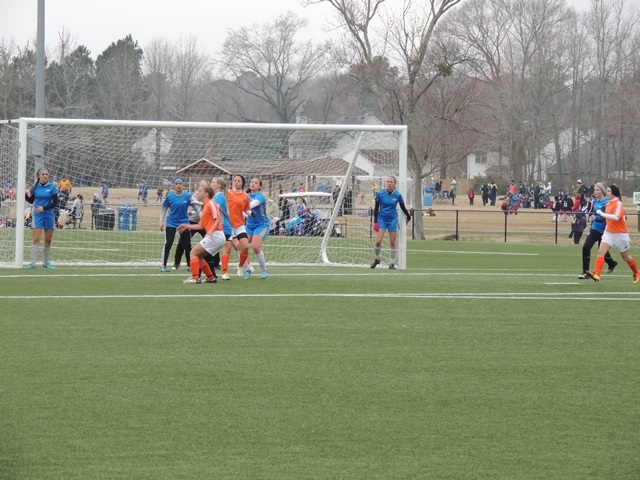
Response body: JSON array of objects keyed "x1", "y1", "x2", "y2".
[{"x1": 1, "y1": 292, "x2": 639, "y2": 301}]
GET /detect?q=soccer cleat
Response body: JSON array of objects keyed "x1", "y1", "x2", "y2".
[
  {"x1": 160, "y1": 266, "x2": 169, "y2": 272},
  {"x1": 585, "y1": 271, "x2": 600, "y2": 282},
  {"x1": 370, "y1": 259, "x2": 380, "y2": 269},
  {"x1": 221, "y1": 273, "x2": 231, "y2": 281},
  {"x1": 606, "y1": 261, "x2": 618, "y2": 274},
  {"x1": 633, "y1": 272, "x2": 640, "y2": 284},
  {"x1": 42, "y1": 262, "x2": 55, "y2": 269},
  {"x1": 183, "y1": 277, "x2": 202, "y2": 284},
  {"x1": 172, "y1": 264, "x2": 179, "y2": 271},
  {"x1": 261, "y1": 271, "x2": 268, "y2": 279},
  {"x1": 244, "y1": 269, "x2": 252, "y2": 280},
  {"x1": 23, "y1": 263, "x2": 36, "y2": 269},
  {"x1": 578, "y1": 273, "x2": 590, "y2": 280},
  {"x1": 389, "y1": 263, "x2": 396, "y2": 270},
  {"x1": 204, "y1": 277, "x2": 217, "y2": 284}
]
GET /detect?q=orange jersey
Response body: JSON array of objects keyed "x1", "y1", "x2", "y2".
[
  {"x1": 604, "y1": 198, "x2": 627, "y2": 234},
  {"x1": 227, "y1": 189, "x2": 251, "y2": 227},
  {"x1": 201, "y1": 199, "x2": 223, "y2": 234}
]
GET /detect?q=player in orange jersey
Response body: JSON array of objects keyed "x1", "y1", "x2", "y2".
[
  {"x1": 226, "y1": 175, "x2": 254, "y2": 279},
  {"x1": 177, "y1": 182, "x2": 225, "y2": 284},
  {"x1": 586, "y1": 184, "x2": 640, "y2": 283}
]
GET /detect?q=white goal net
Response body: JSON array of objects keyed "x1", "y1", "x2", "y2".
[{"x1": 1, "y1": 118, "x2": 407, "y2": 268}]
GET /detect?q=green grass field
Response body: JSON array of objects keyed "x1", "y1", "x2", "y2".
[{"x1": 1, "y1": 240, "x2": 639, "y2": 479}]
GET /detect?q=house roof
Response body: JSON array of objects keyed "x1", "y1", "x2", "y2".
[{"x1": 176, "y1": 156, "x2": 368, "y2": 178}]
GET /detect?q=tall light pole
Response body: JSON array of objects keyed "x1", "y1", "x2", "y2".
[{"x1": 33, "y1": 0, "x2": 46, "y2": 172}]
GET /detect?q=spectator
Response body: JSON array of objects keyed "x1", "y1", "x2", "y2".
[
  {"x1": 468, "y1": 186, "x2": 475, "y2": 206},
  {"x1": 480, "y1": 183, "x2": 489, "y2": 206},
  {"x1": 58, "y1": 176, "x2": 72, "y2": 203},
  {"x1": 90, "y1": 193, "x2": 104, "y2": 230},
  {"x1": 490, "y1": 181, "x2": 498, "y2": 206},
  {"x1": 569, "y1": 212, "x2": 587, "y2": 245},
  {"x1": 450, "y1": 178, "x2": 457, "y2": 206},
  {"x1": 101, "y1": 180, "x2": 109, "y2": 203},
  {"x1": 139, "y1": 179, "x2": 148, "y2": 205}
]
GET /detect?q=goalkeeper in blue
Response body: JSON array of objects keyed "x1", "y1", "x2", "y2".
[{"x1": 371, "y1": 176, "x2": 411, "y2": 270}]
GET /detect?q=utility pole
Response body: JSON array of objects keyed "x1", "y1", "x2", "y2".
[{"x1": 33, "y1": 0, "x2": 46, "y2": 172}]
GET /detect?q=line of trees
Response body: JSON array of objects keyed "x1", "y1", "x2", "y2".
[{"x1": 1, "y1": 0, "x2": 639, "y2": 236}]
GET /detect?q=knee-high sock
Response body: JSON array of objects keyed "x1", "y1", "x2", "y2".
[
  {"x1": 222, "y1": 254, "x2": 229, "y2": 274},
  {"x1": 628, "y1": 257, "x2": 639, "y2": 275},
  {"x1": 199, "y1": 260, "x2": 214, "y2": 279},
  {"x1": 239, "y1": 252, "x2": 249, "y2": 269},
  {"x1": 374, "y1": 246, "x2": 381, "y2": 260},
  {"x1": 594, "y1": 256, "x2": 605, "y2": 276},
  {"x1": 255, "y1": 251, "x2": 266, "y2": 272},
  {"x1": 43, "y1": 247, "x2": 51, "y2": 263},
  {"x1": 189, "y1": 258, "x2": 200, "y2": 279},
  {"x1": 390, "y1": 249, "x2": 397, "y2": 263},
  {"x1": 31, "y1": 245, "x2": 39, "y2": 264}
]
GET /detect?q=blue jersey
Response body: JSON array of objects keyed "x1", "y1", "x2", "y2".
[
  {"x1": 375, "y1": 188, "x2": 404, "y2": 223},
  {"x1": 591, "y1": 197, "x2": 609, "y2": 234},
  {"x1": 247, "y1": 191, "x2": 269, "y2": 228},
  {"x1": 31, "y1": 182, "x2": 58, "y2": 219},
  {"x1": 214, "y1": 192, "x2": 232, "y2": 236},
  {"x1": 162, "y1": 191, "x2": 191, "y2": 228},
  {"x1": 139, "y1": 182, "x2": 148, "y2": 196}
]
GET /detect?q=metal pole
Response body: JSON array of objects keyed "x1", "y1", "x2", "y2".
[{"x1": 33, "y1": 0, "x2": 46, "y2": 172}]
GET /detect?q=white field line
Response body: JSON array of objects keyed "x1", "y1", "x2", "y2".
[{"x1": 1, "y1": 293, "x2": 639, "y2": 301}]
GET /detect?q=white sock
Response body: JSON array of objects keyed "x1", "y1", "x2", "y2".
[
  {"x1": 256, "y1": 251, "x2": 267, "y2": 272},
  {"x1": 374, "y1": 247, "x2": 381, "y2": 260},
  {"x1": 390, "y1": 249, "x2": 397, "y2": 264},
  {"x1": 43, "y1": 247, "x2": 51, "y2": 263},
  {"x1": 31, "y1": 245, "x2": 39, "y2": 264}
]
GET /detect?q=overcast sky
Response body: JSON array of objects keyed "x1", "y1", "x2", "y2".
[{"x1": 1, "y1": 0, "x2": 596, "y2": 59}]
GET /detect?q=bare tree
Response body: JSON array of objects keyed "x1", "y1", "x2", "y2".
[
  {"x1": 218, "y1": 12, "x2": 330, "y2": 124},
  {"x1": 169, "y1": 36, "x2": 211, "y2": 121},
  {"x1": 305, "y1": 0, "x2": 464, "y2": 238},
  {"x1": 143, "y1": 38, "x2": 173, "y2": 121},
  {"x1": 583, "y1": 0, "x2": 638, "y2": 180}
]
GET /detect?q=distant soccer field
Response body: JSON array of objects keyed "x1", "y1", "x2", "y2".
[{"x1": 1, "y1": 240, "x2": 639, "y2": 479}]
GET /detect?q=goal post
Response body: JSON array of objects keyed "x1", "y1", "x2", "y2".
[{"x1": 1, "y1": 118, "x2": 407, "y2": 268}]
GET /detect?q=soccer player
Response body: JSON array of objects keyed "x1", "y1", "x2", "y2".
[
  {"x1": 586, "y1": 184, "x2": 640, "y2": 283},
  {"x1": 370, "y1": 175, "x2": 411, "y2": 270},
  {"x1": 246, "y1": 178, "x2": 270, "y2": 279},
  {"x1": 578, "y1": 182, "x2": 617, "y2": 279},
  {"x1": 211, "y1": 177, "x2": 237, "y2": 281},
  {"x1": 24, "y1": 168, "x2": 58, "y2": 268},
  {"x1": 159, "y1": 178, "x2": 192, "y2": 272},
  {"x1": 227, "y1": 175, "x2": 253, "y2": 279},
  {"x1": 177, "y1": 183, "x2": 223, "y2": 284}
]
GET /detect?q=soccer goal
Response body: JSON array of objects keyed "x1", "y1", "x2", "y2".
[{"x1": 0, "y1": 118, "x2": 407, "y2": 269}]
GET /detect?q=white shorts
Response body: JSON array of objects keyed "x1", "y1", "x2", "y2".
[
  {"x1": 232, "y1": 225, "x2": 247, "y2": 237},
  {"x1": 601, "y1": 231, "x2": 631, "y2": 253},
  {"x1": 199, "y1": 231, "x2": 226, "y2": 256}
]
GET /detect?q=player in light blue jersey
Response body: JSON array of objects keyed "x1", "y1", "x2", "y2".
[
  {"x1": 371, "y1": 176, "x2": 411, "y2": 270},
  {"x1": 159, "y1": 178, "x2": 192, "y2": 272},
  {"x1": 24, "y1": 168, "x2": 59, "y2": 268},
  {"x1": 246, "y1": 178, "x2": 270, "y2": 279}
]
